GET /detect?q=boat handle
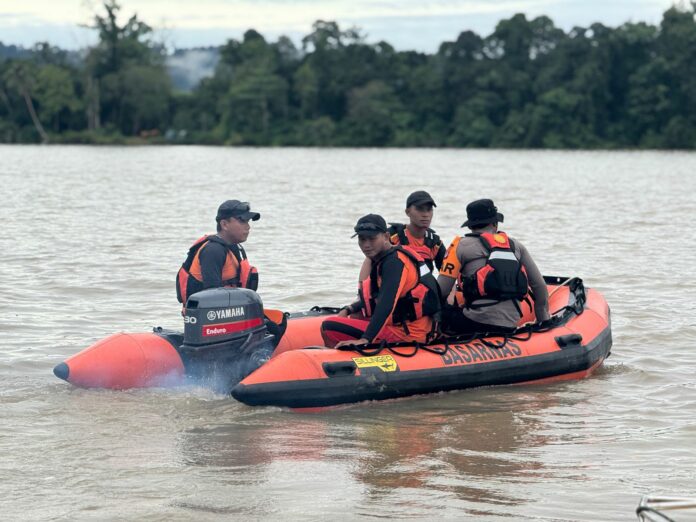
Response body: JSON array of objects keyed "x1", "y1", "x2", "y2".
[
  {"x1": 555, "y1": 333, "x2": 583, "y2": 348},
  {"x1": 322, "y1": 361, "x2": 357, "y2": 377}
]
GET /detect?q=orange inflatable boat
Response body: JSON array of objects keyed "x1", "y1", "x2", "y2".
[
  {"x1": 230, "y1": 276, "x2": 611, "y2": 408},
  {"x1": 54, "y1": 277, "x2": 611, "y2": 408}
]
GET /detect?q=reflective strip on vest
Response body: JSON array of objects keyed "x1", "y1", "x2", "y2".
[{"x1": 488, "y1": 251, "x2": 518, "y2": 261}]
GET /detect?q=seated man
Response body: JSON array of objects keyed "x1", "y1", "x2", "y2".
[
  {"x1": 358, "y1": 190, "x2": 446, "y2": 282},
  {"x1": 437, "y1": 199, "x2": 549, "y2": 335},
  {"x1": 389, "y1": 190, "x2": 446, "y2": 272},
  {"x1": 322, "y1": 214, "x2": 441, "y2": 349},
  {"x1": 176, "y1": 199, "x2": 260, "y2": 304}
]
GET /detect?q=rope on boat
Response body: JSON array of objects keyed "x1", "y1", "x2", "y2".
[
  {"x1": 335, "y1": 277, "x2": 587, "y2": 358},
  {"x1": 310, "y1": 306, "x2": 343, "y2": 314}
]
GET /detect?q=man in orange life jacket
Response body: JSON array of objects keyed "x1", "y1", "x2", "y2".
[
  {"x1": 437, "y1": 199, "x2": 550, "y2": 335},
  {"x1": 358, "y1": 191, "x2": 446, "y2": 282},
  {"x1": 176, "y1": 200, "x2": 260, "y2": 305},
  {"x1": 321, "y1": 214, "x2": 441, "y2": 349},
  {"x1": 390, "y1": 190, "x2": 446, "y2": 271}
]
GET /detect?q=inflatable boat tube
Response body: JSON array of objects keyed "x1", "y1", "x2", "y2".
[
  {"x1": 52, "y1": 307, "x2": 330, "y2": 391},
  {"x1": 231, "y1": 277, "x2": 611, "y2": 408},
  {"x1": 53, "y1": 277, "x2": 611, "y2": 407}
]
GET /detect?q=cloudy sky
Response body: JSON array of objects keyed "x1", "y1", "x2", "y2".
[{"x1": 0, "y1": 0, "x2": 680, "y2": 52}]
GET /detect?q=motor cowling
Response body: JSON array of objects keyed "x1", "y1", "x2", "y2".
[
  {"x1": 179, "y1": 288, "x2": 273, "y2": 392},
  {"x1": 183, "y1": 287, "x2": 265, "y2": 346}
]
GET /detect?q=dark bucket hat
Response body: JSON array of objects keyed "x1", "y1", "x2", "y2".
[{"x1": 461, "y1": 199, "x2": 504, "y2": 228}]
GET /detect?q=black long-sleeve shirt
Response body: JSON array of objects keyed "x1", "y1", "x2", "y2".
[
  {"x1": 198, "y1": 240, "x2": 235, "y2": 289},
  {"x1": 353, "y1": 250, "x2": 406, "y2": 342}
]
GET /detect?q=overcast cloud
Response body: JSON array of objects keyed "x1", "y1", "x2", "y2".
[{"x1": 0, "y1": 0, "x2": 680, "y2": 52}]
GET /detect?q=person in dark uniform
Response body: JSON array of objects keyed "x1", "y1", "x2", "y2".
[
  {"x1": 176, "y1": 200, "x2": 260, "y2": 304},
  {"x1": 358, "y1": 190, "x2": 446, "y2": 284},
  {"x1": 322, "y1": 214, "x2": 441, "y2": 348}
]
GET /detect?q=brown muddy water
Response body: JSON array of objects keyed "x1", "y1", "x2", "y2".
[{"x1": 1, "y1": 146, "x2": 695, "y2": 520}]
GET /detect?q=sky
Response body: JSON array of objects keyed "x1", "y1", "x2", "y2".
[{"x1": 0, "y1": 0, "x2": 682, "y2": 52}]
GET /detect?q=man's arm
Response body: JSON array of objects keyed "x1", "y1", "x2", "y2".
[
  {"x1": 198, "y1": 242, "x2": 229, "y2": 289},
  {"x1": 339, "y1": 299, "x2": 364, "y2": 317},
  {"x1": 437, "y1": 273, "x2": 456, "y2": 299},
  {"x1": 517, "y1": 243, "x2": 550, "y2": 322},
  {"x1": 436, "y1": 236, "x2": 462, "y2": 297},
  {"x1": 434, "y1": 242, "x2": 446, "y2": 271},
  {"x1": 362, "y1": 256, "x2": 406, "y2": 342}
]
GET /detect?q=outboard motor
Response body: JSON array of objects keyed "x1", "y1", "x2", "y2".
[{"x1": 178, "y1": 287, "x2": 274, "y2": 392}]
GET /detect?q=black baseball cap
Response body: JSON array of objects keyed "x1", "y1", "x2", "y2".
[
  {"x1": 352, "y1": 214, "x2": 388, "y2": 238},
  {"x1": 406, "y1": 190, "x2": 436, "y2": 208},
  {"x1": 461, "y1": 199, "x2": 504, "y2": 228},
  {"x1": 216, "y1": 200, "x2": 260, "y2": 222}
]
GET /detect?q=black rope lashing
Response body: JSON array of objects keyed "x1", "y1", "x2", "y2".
[
  {"x1": 310, "y1": 305, "x2": 343, "y2": 314},
  {"x1": 328, "y1": 278, "x2": 588, "y2": 359}
]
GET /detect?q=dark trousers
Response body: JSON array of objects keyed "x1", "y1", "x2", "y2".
[{"x1": 441, "y1": 305, "x2": 516, "y2": 336}]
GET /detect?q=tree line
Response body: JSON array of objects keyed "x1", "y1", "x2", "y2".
[{"x1": 1, "y1": 0, "x2": 695, "y2": 148}]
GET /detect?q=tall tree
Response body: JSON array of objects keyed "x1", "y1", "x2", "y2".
[
  {"x1": 3, "y1": 61, "x2": 49, "y2": 142},
  {"x1": 84, "y1": 0, "x2": 171, "y2": 134}
]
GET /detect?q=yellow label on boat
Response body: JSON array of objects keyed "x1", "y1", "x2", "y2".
[{"x1": 352, "y1": 355, "x2": 399, "y2": 372}]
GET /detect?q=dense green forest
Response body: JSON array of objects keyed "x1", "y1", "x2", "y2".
[{"x1": 1, "y1": 1, "x2": 695, "y2": 148}]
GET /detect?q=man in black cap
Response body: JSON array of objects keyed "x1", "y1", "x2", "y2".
[
  {"x1": 176, "y1": 200, "x2": 260, "y2": 304},
  {"x1": 437, "y1": 199, "x2": 549, "y2": 334},
  {"x1": 391, "y1": 190, "x2": 446, "y2": 272},
  {"x1": 321, "y1": 214, "x2": 440, "y2": 348},
  {"x1": 358, "y1": 190, "x2": 446, "y2": 284}
]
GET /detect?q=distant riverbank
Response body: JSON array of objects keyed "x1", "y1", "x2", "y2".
[
  {"x1": 8, "y1": 130, "x2": 696, "y2": 150},
  {"x1": 2, "y1": 3, "x2": 696, "y2": 150}
]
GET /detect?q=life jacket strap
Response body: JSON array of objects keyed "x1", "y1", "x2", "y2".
[{"x1": 388, "y1": 223, "x2": 410, "y2": 246}]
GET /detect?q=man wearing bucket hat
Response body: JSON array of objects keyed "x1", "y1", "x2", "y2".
[
  {"x1": 321, "y1": 214, "x2": 441, "y2": 348},
  {"x1": 176, "y1": 200, "x2": 261, "y2": 304},
  {"x1": 437, "y1": 199, "x2": 549, "y2": 334}
]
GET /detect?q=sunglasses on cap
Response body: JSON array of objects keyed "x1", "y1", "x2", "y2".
[
  {"x1": 226, "y1": 201, "x2": 251, "y2": 212},
  {"x1": 352, "y1": 222, "x2": 387, "y2": 238},
  {"x1": 358, "y1": 223, "x2": 385, "y2": 231},
  {"x1": 217, "y1": 201, "x2": 258, "y2": 221}
]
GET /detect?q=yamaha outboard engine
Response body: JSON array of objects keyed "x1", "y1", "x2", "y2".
[{"x1": 178, "y1": 287, "x2": 274, "y2": 392}]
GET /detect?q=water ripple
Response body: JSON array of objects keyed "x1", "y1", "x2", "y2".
[{"x1": 2, "y1": 147, "x2": 696, "y2": 520}]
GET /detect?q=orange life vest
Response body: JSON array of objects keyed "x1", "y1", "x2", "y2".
[
  {"x1": 388, "y1": 223, "x2": 441, "y2": 271},
  {"x1": 176, "y1": 235, "x2": 258, "y2": 304},
  {"x1": 358, "y1": 246, "x2": 441, "y2": 327}
]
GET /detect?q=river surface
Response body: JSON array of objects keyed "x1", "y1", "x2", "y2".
[{"x1": 1, "y1": 146, "x2": 695, "y2": 521}]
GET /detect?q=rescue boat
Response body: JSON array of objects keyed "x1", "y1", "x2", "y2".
[
  {"x1": 231, "y1": 277, "x2": 611, "y2": 408},
  {"x1": 53, "y1": 276, "x2": 611, "y2": 408}
]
